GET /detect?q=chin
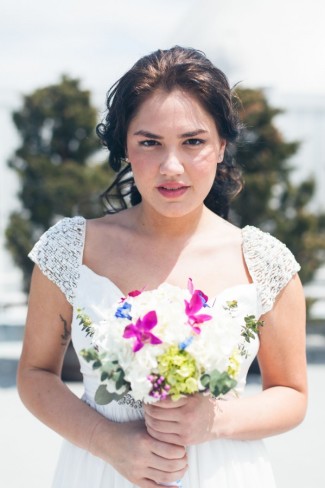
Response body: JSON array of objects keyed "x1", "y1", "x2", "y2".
[{"x1": 152, "y1": 202, "x2": 202, "y2": 219}]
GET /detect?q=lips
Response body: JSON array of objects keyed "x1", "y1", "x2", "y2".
[{"x1": 156, "y1": 182, "x2": 190, "y2": 198}]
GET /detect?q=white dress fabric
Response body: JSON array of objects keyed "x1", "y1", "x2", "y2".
[{"x1": 29, "y1": 216, "x2": 300, "y2": 488}]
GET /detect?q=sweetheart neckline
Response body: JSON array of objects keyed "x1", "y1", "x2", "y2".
[{"x1": 80, "y1": 263, "x2": 256, "y2": 301}]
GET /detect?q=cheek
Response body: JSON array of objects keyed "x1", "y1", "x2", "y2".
[
  {"x1": 191, "y1": 147, "x2": 218, "y2": 174},
  {"x1": 128, "y1": 154, "x2": 157, "y2": 190},
  {"x1": 130, "y1": 158, "x2": 155, "y2": 177},
  {"x1": 127, "y1": 144, "x2": 157, "y2": 167}
]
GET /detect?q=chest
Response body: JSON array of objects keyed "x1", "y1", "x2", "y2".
[{"x1": 85, "y1": 234, "x2": 250, "y2": 298}]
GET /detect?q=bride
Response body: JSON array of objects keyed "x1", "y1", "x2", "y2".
[{"x1": 17, "y1": 46, "x2": 307, "y2": 487}]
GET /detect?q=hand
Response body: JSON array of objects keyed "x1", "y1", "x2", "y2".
[
  {"x1": 105, "y1": 420, "x2": 188, "y2": 488},
  {"x1": 144, "y1": 394, "x2": 221, "y2": 446}
]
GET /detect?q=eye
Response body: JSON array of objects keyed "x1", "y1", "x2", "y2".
[
  {"x1": 184, "y1": 138, "x2": 205, "y2": 146},
  {"x1": 139, "y1": 139, "x2": 160, "y2": 147}
]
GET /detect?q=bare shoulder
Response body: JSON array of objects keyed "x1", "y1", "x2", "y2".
[
  {"x1": 86, "y1": 209, "x2": 129, "y2": 230},
  {"x1": 83, "y1": 208, "x2": 136, "y2": 263},
  {"x1": 204, "y1": 211, "x2": 243, "y2": 246}
]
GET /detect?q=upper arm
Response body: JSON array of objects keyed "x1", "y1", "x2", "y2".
[
  {"x1": 18, "y1": 264, "x2": 73, "y2": 377},
  {"x1": 242, "y1": 226, "x2": 307, "y2": 396},
  {"x1": 18, "y1": 216, "x2": 85, "y2": 378},
  {"x1": 258, "y1": 273, "x2": 307, "y2": 395}
]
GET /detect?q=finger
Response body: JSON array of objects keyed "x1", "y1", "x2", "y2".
[
  {"x1": 147, "y1": 426, "x2": 184, "y2": 447},
  {"x1": 144, "y1": 405, "x2": 182, "y2": 422},
  {"x1": 151, "y1": 452, "x2": 187, "y2": 472},
  {"x1": 144, "y1": 408, "x2": 178, "y2": 422},
  {"x1": 141, "y1": 478, "x2": 163, "y2": 488},
  {"x1": 150, "y1": 435, "x2": 186, "y2": 457},
  {"x1": 147, "y1": 464, "x2": 188, "y2": 484},
  {"x1": 147, "y1": 397, "x2": 188, "y2": 409},
  {"x1": 146, "y1": 414, "x2": 180, "y2": 434}
]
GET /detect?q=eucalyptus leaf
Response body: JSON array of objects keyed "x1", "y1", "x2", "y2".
[
  {"x1": 100, "y1": 372, "x2": 109, "y2": 381},
  {"x1": 94, "y1": 385, "x2": 125, "y2": 405},
  {"x1": 115, "y1": 370, "x2": 126, "y2": 390},
  {"x1": 200, "y1": 374, "x2": 210, "y2": 388},
  {"x1": 209, "y1": 370, "x2": 237, "y2": 398},
  {"x1": 80, "y1": 347, "x2": 99, "y2": 362},
  {"x1": 101, "y1": 361, "x2": 118, "y2": 376},
  {"x1": 92, "y1": 360, "x2": 102, "y2": 369}
]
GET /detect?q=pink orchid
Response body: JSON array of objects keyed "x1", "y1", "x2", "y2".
[
  {"x1": 123, "y1": 310, "x2": 162, "y2": 352},
  {"x1": 128, "y1": 289, "x2": 142, "y2": 297},
  {"x1": 185, "y1": 278, "x2": 212, "y2": 333},
  {"x1": 119, "y1": 289, "x2": 143, "y2": 304},
  {"x1": 188, "y1": 278, "x2": 209, "y2": 305}
]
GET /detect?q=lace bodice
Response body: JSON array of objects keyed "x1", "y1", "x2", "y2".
[
  {"x1": 29, "y1": 216, "x2": 300, "y2": 315},
  {"x1": 241, "y1": 225, "x2": 300, "y2": 314},
  {"x1": 28, "y1": 216, "x2": 85, "y2": 305}
]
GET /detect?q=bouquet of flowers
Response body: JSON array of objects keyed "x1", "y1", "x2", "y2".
[{"x1": 78, "y1": 279, "x2": 262, "y2": 406}]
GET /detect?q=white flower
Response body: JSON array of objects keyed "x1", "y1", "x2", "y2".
[{"x1": 81, "y1": 281, "x2": 252, "y2": 403}]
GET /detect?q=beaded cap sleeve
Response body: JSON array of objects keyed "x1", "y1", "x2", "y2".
[
  {"x1": 28, "y1": 216, "x2": 86, "y2": 306},
  {"x1": 242, "y1": 225, "x2": 301, "y2": 315}
]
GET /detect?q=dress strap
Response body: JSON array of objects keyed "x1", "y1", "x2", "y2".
[
  {"x1": 28, "y1": 216, "x2": 86, "y2": 306},
  {"x1": 242, "y1": 225, "x2": 301, "y2": 315}
]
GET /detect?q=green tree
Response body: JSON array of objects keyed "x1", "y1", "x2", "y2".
[
  {"x1": 5, "y1": 75, "x2": 111, "y2": 291},
  {"x1": 232, "y1": 87, "x2": 325, "y2": 284},
  {"x1": 6, "y1": 81, "x2": 325, "y2": 294}
]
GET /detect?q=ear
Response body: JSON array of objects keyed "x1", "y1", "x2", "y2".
[{"x1": 218, "y1": 139, "x2": 227, "y2": 163}]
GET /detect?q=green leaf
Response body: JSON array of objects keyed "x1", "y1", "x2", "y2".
[
  {"x1": 100, "y1": 372, "x2": 109, "y2": 381},
  {"x1": 209, "y1": 370, "x2": 237, "y2": 398},
  {"x1": 80, "y1": 347, "x2": 99, "y2": 362},
  {"x1": 94, "y1": 385, "x2": 125, "y2": 405},
  {"x1": 200, "y1": 374, "x2": 210, "y2": 388},
  {"x1": 101, "y1": 361, "x2": 118, "y2": 377},
  {"x1": 241, "y1": 315, "x2": 264, "y2": 343},
  {"x1": 115, "y1": 369, "x2": 126, "y2": 390},
  {"x1": 92, "y1": 360, "x2": 102, "y2": 369},
  {"x1": 77, "y1": 309, "x2": 94, "y2": 337}
]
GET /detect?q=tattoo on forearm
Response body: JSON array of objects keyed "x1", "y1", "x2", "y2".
[{"x1": 60, "y1": 314, "x2": 71, "y2": 346}]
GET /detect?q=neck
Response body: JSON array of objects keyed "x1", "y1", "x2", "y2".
[{"x1": 131, "y1": 203, "x2": 214, "y2": 240}]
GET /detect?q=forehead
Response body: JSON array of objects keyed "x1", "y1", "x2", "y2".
[{"x1": 128, "y1": 89, "x2": 216, "y2": 131}]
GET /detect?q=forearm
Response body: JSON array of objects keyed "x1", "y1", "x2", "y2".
[
  {"x1": 17, "y1": 367, "x2": 120, "y2": 462},
  {"x1": 215, "y1": 386, "x2": 307, "y2": 440},
  {"x1": 18, "y1": 367, "x2": 189, "y2": 486}
]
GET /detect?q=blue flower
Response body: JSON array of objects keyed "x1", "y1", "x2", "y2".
[
  {"x1": 179, "y1": 336, "x2": 194, "y2": 350},
  {"x1": 115, "y1": 302, "x2": 132, "y2": 320}
]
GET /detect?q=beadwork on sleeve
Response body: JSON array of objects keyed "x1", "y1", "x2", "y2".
[
  {"x1": 28, "y1": 216, "x2": 86, "y2": 306},
  {"x1": 242, "y1": 225, "x2": 301, "y2": 315}
]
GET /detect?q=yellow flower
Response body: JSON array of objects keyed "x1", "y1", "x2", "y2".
[
  {"x1": 157, "y1": 345, "x2": 200, "y2": 400},
  {"x1": 227, "y1": 348, "x2": 241, "y2": 379}
]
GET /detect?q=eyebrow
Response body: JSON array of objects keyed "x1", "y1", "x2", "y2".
[{"x1": 133, "y1": 129, "x2": 208, "y2": 139}]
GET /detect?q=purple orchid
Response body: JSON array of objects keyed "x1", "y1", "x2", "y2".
[
  {"x1": 185, "y1": 278, "x2": 212, "y2": 333},
  {"x1": 123, "y1": 310, "x2": 162, "y2": 352},
  {"x1": 188, "y1": 278, "x2": 209, "y2": 307}
]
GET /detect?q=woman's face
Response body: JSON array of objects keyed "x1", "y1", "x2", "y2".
[{"x1": 126, "y1": 89, "x2": 226, "y2": 219}]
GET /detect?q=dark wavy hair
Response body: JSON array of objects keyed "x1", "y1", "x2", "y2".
[{"x1": 96, "y1": 46, "x2": 243, "y2": 218}]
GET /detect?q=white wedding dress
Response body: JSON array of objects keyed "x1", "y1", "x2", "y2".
[{"x1": 29, "y1": 216, "x2": 300, "y2": 488}]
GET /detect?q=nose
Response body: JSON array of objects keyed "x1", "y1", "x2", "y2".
[{"x1": 159, "y1": 150, "x2": 184, "y2": 176}]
